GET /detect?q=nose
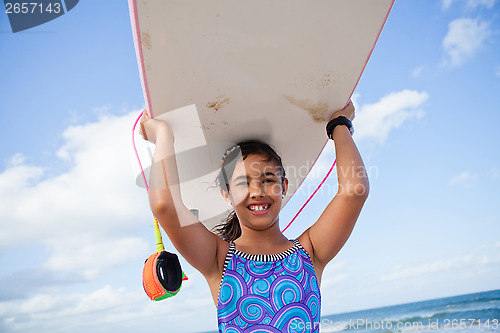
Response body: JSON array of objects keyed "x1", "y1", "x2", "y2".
[{"x1": 248, "y1": 180, "x2": 264, "y2": 198}]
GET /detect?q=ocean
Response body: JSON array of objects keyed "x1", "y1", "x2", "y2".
[
  {"x1": 318, "y1": 289, "x2": 500, "y2": 333},
  {"x1": 200, "y1": 289, "x2": 500, "y2": 332}
]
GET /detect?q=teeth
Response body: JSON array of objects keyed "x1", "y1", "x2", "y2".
[{"x1": 249, "y1": 205, "x2": 269, "y2": 211}]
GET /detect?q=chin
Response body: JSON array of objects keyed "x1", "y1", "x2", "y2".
[{"x1": 244, "y1": 215, "x2": 279, "y2": 230}]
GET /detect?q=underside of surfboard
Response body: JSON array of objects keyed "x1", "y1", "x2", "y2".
[{"x1": 129, "y1": 0, "x2": 394, "y2": 230}]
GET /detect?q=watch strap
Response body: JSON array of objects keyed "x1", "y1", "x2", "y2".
[{"x1": 326, "y1": 116, "x2": 354, "y2": 139}]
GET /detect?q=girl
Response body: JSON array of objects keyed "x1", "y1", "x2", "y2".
[{"x1": 139, "y1": 100, "x2": 369, "y2": 332}]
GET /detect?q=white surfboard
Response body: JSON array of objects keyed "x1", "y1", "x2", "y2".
[{"x1": 129, "y1": 0, "x2": 394, "y2": 229}]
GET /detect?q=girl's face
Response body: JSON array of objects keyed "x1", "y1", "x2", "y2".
[{"x1": 222, "y1": 154, "x2": 288, "y2": 231}]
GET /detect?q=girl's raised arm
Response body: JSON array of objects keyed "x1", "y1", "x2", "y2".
[
  {"x1": 302, "y1": 101, "x2": 369, "y2": 270},
  {"x1": 140, "y1": 111, "x2": 222, "y2": 278}
]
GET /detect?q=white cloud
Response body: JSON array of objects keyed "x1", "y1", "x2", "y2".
[
  {"x1": 442, "y1": 0, "x2": 455, "y2": 10},
  {"x1": 353, "y1": 90, "x2": 428, "y2": 143},
  {"x1": 7, "y1": 153, "x2": 26, "y2": 166},
  {"x1": 2, "y1": 286, "x2": 145, "y2": 332},
  {"x1": 442, "y1": 0, "x2": 497, "y2": 10},
  {"x1": 380, "y1": 250, "x2": 500, "y2": 283},
  {"x1": 0, "y1": 276, "x2": 217, "y2": 333},
  {"x1": 43, "y1": 237, "x2": 149, "y2": 279},
  {"x1": 488, "y1": 168, "x2": 500, "y2": 180},
  {"x1": 0, "y1": 110, "x2": 150, "y2": 278},
  {"x1": 302, "y1": 90, "x2": 426, "y2": 182},
  {"x1": 442, "y1": 18, "x2": 491, "y2": 67},
  {"x1": 0, "y1": 108, "x2": 225, "y2": 333},
  {"x1": 380, "y1": 256, "x2": 469, "y2": 282},
  {"x1": 411, "y1": 65, "x2": 426, "y2": 78},
  {"x1": 320, "y1": 261, "x2": 350, "y2": 289},
  {"x1": 465, "y1": 0, "x2": 497, "y2": 8},
  {"x1": 450, "y1": 170, "x2": 477, "y2": 186},
  {"x1": 0, "y1": 163, "x2": 44, "y2": 190}
]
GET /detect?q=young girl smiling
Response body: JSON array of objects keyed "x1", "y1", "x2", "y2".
[{"x1": 139, "y1": 100, "x2": 369, "y2": 332}]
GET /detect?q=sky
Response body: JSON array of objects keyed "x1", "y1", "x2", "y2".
[{"x1": 1, "y1": 0, "x2": 499, "y2": 332}]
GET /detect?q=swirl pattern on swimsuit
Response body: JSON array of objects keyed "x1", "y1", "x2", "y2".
[{"x1": 217, "y1": 239, "x2": 321, "y2": 333}]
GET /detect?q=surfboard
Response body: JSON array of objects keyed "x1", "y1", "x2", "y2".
[{"x1": 129, "y1": 0, "x2": 394, "y2": 230}]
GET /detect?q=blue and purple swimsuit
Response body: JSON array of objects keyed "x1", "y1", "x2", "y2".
[{"x1": 217, "y1": 239, "x2": 321, "y2": 333}]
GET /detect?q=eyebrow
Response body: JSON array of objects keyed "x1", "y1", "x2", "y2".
[{"x1": 233, "y1": 172, "x2": 278, "y2": 182}]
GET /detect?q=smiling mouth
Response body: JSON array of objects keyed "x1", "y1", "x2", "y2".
[{"x1": 247, "y1": 203, "x2": 271, "y2": 214}]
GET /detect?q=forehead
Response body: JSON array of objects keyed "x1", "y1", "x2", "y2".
[{"x1": 231, "y1": 154, "x2": 280, "y2": 179}]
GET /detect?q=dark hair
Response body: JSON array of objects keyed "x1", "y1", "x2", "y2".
[{"x1": 211, "y1": 140, "x2": 285, "y2": 242}]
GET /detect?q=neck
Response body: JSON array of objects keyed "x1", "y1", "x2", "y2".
[{"x1": 235, "y1": 220, "x2": 290, "y2": 250}]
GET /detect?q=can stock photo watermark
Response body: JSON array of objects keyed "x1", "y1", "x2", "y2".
[{"x1": 3, "y1": 0, "x2": 79, "y2": 33}]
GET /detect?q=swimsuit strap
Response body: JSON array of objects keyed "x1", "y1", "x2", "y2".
[
  {"x1": 221, "y1": 242, "x2": 236, "y2": 278},
  {"x1": 232, "y1": 242, "x2": 300, "y2": 262},
  {"x1": 291, "y1": 238, "x2": 315, "y2": 263}
]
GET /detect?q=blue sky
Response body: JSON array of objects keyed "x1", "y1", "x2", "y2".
[{"x1": 1, "y1": 1, "x2": 499, "y2": 332}]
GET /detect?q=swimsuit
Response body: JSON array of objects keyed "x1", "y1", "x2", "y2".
[{"x1": 217, "y1": 239, "x2": 321, "y2": 333}]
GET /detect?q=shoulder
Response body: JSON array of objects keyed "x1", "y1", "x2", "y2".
[
  {"x1": 198, "y1": 236, "x2": 231, "y2": 280},
  {"x1": 296, "y1": 233, "x2": 315, "y2": 260},
  {"x1": 296, "y1": 231, "x2": 326, "y2": 278}
]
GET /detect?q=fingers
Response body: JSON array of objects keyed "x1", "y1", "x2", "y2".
[
  {"x1": 140, "y1": 109, "x2": 149, "y2": 141},
  {"x1": 345, "y1": 100, "x2": 355, "y2": 121},
  {"x1": 139, "y1": 123, "x2": 148, "y2": 141},
  {"x1": 141, "y1": 109, "x2": 150, "y2": 121}
]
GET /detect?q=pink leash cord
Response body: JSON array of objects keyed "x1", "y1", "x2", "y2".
[{"x1": 281, "y1": 159, "x2": 336, "y2": 233}]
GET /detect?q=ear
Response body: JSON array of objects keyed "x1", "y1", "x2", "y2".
[
  {"x1": 220, "y1": 188, "x2": 232, "y2": 204},
  {"x1": 282, "y1": 177, "x2": 289, "y2": 197}
]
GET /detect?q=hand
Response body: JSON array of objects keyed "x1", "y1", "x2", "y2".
[
  {"x1": 330, "y1": 100, "x2": 355, "y2": 122},
  {"x1": 139, "y1": 109, "x2": 173, "y2": 144}
]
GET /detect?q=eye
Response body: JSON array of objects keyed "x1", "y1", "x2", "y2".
[
  {"x1": 263, "y1": 179, "x2": 275, "y2": 183},
  {"x1": 236, "y1": 181, "x2": 248, "y2": 186}
]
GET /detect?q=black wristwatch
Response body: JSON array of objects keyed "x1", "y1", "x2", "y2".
[{"x1": 326, "y1": 116, "x2": 354, "y2": 139}]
